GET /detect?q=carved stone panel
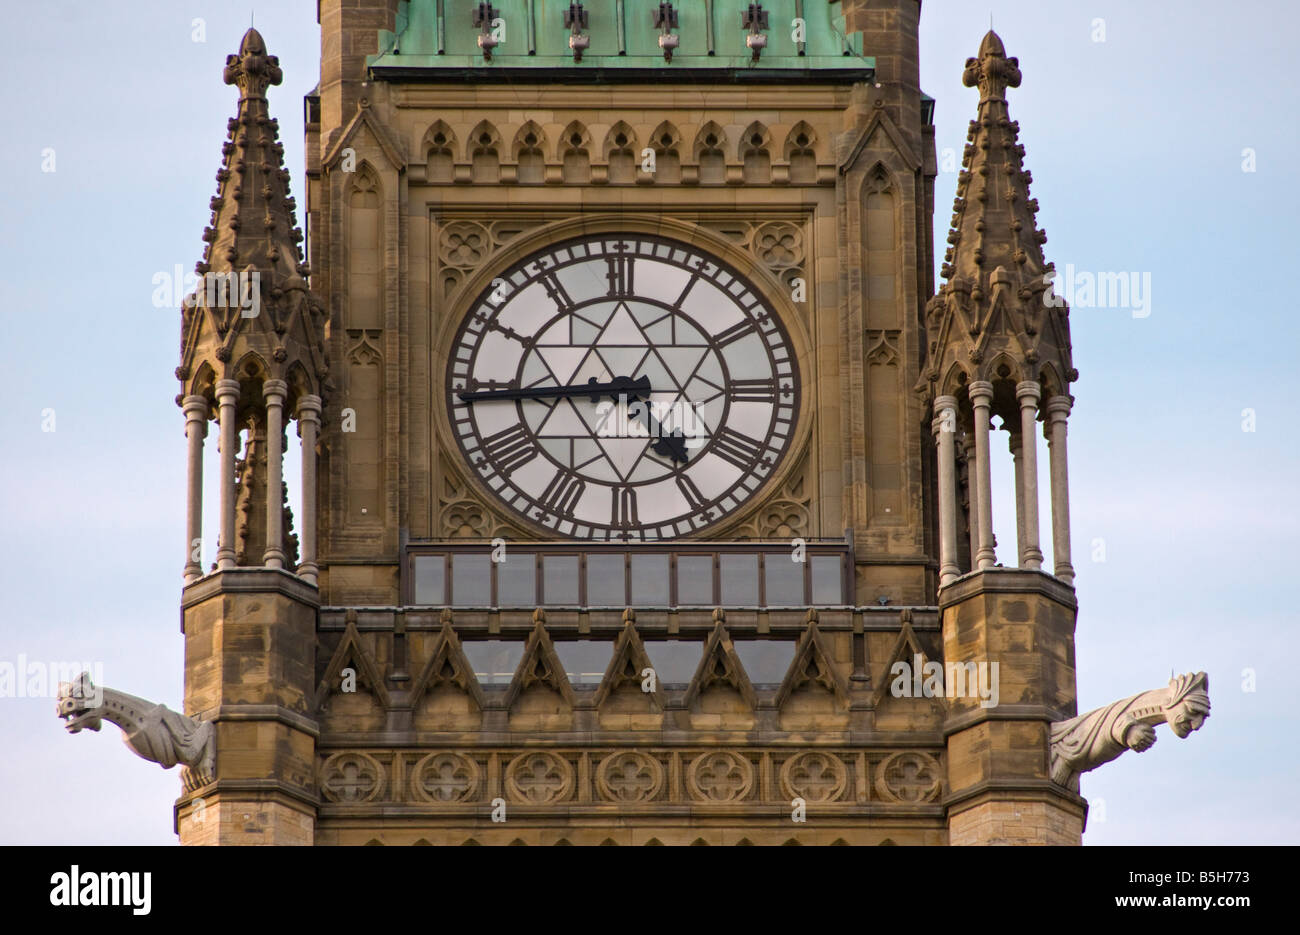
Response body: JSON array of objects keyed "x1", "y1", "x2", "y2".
[
  {"x1": 411, "y1": 752, "x2": 480, "y2": 804},
  {"x1": 505, "y1": 751, "x2": 574, "y2": 805},
  {"x1": 687, "y1": 751, "x2": 755, "y2": 803}
]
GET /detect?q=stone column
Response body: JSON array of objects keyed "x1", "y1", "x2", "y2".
[
  {"x1": 968, "y1": 381, "x2": 996, "y2": 570},
  {"x1": 297, "y1": 394, "x2": 322, "y2": 586},
  {"x1": 182, "y1": 395, "x2": 209, "y2": 583},
  {"x1": 1045, "y1": 395, "x2": 1075, "y2": 585},
  {"x1": 933, "y1": 395, "x2": 960, "y2": 587},
  {"x1": 1010, "y1": 432, "x2": 1027, "y2": 565},
  {"x1": 961, "y1": 435, "x2": 978, "y2": 570},
  {"x1": 1017, "y1": 381, "x2": 1044, "y2": 570},
  {"x1": 263, "y1": 379, "x2": 288, "y2": 569},
  {"x1": 214, "y1": 379, "x2": 241, "y2": 571}
]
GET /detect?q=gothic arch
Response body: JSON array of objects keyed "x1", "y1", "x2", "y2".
[
  {"x1": 692, "y1": 121, "x2": 727, "y2": 161},
  {"x1": 512, "y1": 121, "x2": 547, "y2": 183},
  {"x1": 466, "y1": 121, "x2": 501, "y2": 161},
  {"x1": 422, "y1": 120, "x2": 456, "y2": 181},
  {"x1": 738, "y1": 121, "x2": 771, "y2": 160},
  {"x1": 284, "y1": 360, "x2": 316, "y2": 411},
  {"x1": 233, "y1": 350, "x2": 270, "y2": 386},
  {"x1": 558, "y1": 121, "x2": 592, "y2": 161},
  {"x1": 467, "y1": 121, "x2": 501, "y2": 183},
  {"x1": 783, "y1": 121, "x2": 818, "y2": 160},
  {"x1": 1038, "y1": 362, "x2": 1067, "y2": 399},
  {"x1": 422, "y1": 120, "x2": 456, "y2": 160},
  {"x1": 739, "y1": 121, "x2": 772, "y2": 183},
  {"x1": 602, "y1": 121, "x2": 637, "y2": 160},
  {"x1": 940, "y1": 361, "x2": 975, "y2": 399},
  {"x1": 559, "y1": 121, "x2": 592, "y2": 182},
  {"x1": 863, "y1": 160, "x2": 895, "y2": 194},
  {"x1": 603, "y1": 121, "x2": 637, "y2": 183},
  {"x1": 349, "y1": 162, "x2": 381, "y2": 205},
  {"x1": 784, "y1": 121, "x2": 818, "y2": 183},
  {"x1": 693, "y1": 121, "x2": 727, "y2": 184},
  {"x1": 188, "y1": 360, "x2": 218, "y2": 402},
  {"x1": 648, "y1": 121, "x2": 682, "y2": 182}
]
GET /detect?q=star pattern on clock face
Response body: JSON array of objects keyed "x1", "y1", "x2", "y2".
[
  {"x1": 518, "y1": 299, "x2": 726, "y2": 487},
  {"x1": 447, "y1": 234, "x2": 799, "y2": 540}
]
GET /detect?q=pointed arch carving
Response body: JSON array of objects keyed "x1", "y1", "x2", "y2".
[
  {"x1": 467, "y1": 121, "x2": 501, "y2": 182},
  {"x1": 693, "y1": 121, "x2": 727, "y2": 184},
  {"x1": 511, "y1": 121, "x2": 546, "y2": 184},
  {"x1": 784, "y1": 121, "x2": 818, "y2": 183},
  {"x1": 648, "y1": 120, "x2": 682, "y2": 182},
  {"x1": 684, "y1": 619, "x2": 756, "y2": 728},
  {"x1": 423, "y1": 120, "x2": 457, "y2": 182},
  {"x1": 603, "y1": 121, "x2": 638, "y2": 183},
  {"x1": 559, "y1": 121, "x2": 591, "y2": 182},
  {"x1": 739, "y1": 121, "x2": 772, "y2": 183},
  {"x1": 316, "y1": 613, "x2": 391, "y2": 714}
]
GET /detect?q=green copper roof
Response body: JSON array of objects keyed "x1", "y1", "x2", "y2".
[{"x1": 369, "y1": 0, "x2": 874, "y2": 81}]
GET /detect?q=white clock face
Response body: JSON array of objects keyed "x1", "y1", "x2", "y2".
[{"x1": 446, "y1": 234, "x2": 799, "y2": 540}]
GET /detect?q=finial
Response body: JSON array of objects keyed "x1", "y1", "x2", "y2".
[
  {"x1": 963, "y1": 30, "x2": 1021, "y2": 103},
  {"x1": 224, "y1": 27, "x2": 283, "y2": 100}
]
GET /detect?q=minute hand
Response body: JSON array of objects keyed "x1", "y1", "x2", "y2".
[{"x1": 457, "y1": 375, "x2": 652, "y2": 403}]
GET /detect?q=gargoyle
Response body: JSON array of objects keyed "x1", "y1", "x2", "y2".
[
  {"x1": 56, "y1": 672, "x2": 214, "y2": 793},
  {"x1": 1050, "y1": 671, "x2": 1209, "y2": 789}
]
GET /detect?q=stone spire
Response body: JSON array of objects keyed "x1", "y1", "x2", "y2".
[
  {"x1": 177, "y1": 26, "x2": 327, "y2": 399},
  {"x1": 918, "y1": 31, "x2": 1076, "y2": 401},
  {"x1": 203, "y1": 27, "x2": 305, "y2": 281}
]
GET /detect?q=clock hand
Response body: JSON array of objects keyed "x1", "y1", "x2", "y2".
[
  {"x1": 457, "y1": 375, "x2": 652, "y2": 402},
  {"x1": 459, "y1": 374, "x2": 690, "y2": 463},
  {"x1": 628, "y1": 404, "x2": 690, "y2": 464}
]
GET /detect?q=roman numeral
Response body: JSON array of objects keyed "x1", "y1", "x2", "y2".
[
  {"x1": 538, "y1": 473, "x2": 585, "y2": 518},
  {"x1": 710, "y1": 428, "x2": 764, "y2": 469},
  {"x1": 676, "y1": 474, "x2": 707, "y2": 510},
  {"x1": 480, "y1": 424, "x2": 537, "y2": 476},
  {"x1": 714, "y1": 319, "x2": 756, "y2": 347},
  {"x1": 605, "y1": 253, "x2": 634, "y2": 296},
  {"x1": 727, "y1": 378, "x2": 776, "y2": 402},
  {"x1": 612, "y1": 485, "x2": 639, "y2": 527},
  {"x1": 538, "y1": 271, "x2": 574, "y2": 310}
]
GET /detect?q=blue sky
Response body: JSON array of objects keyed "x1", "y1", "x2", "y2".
[{"x1": 0, "y1": 0, "x2": 1296, "y2": 844}]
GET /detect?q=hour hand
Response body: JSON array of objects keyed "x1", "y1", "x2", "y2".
[{"x1": 628, "y1": 403, "x2": 689, "y2": 464}]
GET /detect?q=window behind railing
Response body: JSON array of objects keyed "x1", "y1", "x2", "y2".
[{"x1": 405, "y1": 540, "x2": 852, "y2": 608}]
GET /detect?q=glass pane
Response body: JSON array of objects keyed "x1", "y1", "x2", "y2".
[
  {"x1": 497, "y1": 553, "x2": 537, "y2": 606},
  {"x1": 719, "y1": 554, "x2": 759, "y2": 606},
  {"x1": 553, "y1": 641, "x2": 614, "y2": 685},
  {"x1": 811, "y1": 556, "x2": 844, "y2": 604},
  {"x1": 451, "y1": 553, "x2": 491, "y2": 606},
  {"x1": 645, "y1": 641, "x2": 705, "y2": 684},
  {"x1": 676, "y1": 555, "x2": 714, "y2": 605},
  {"x1": 543, "y1": 555, "x2": 580, "y2": 606},
  {"x1": 764, "y1": 553, "x2": 805, "y2": 607},
  {"x1": 411, "y1": 555, "x2": 445, "y2": 605},
  {"x1": 462, "y1": 641, "x2": 524, "y2": 686},
  {"x1": 586, "y1": 554, "x2": 626, "y2": 606},
  {"x1": 630, "y1": 554, "x2": 670, "y2": 605},
  {"x1": 734, "y1": 641, "x2": 796, "y2": 684}
]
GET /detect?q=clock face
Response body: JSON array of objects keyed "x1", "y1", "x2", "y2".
[{"x1": 446, "y1": 234, "x2": 799, "y2": 540}]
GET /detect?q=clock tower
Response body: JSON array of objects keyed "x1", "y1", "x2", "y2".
[{"x1": 167, "y1": 1, "x2": 1089, "y2": 845}]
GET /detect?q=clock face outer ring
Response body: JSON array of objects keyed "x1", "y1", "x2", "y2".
[{"x1": 435, "y1": 221, "x2": 812, "y2": 541}]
